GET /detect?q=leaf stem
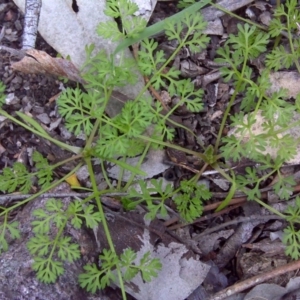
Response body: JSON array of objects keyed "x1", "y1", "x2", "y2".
[
  {"x1": 209, "y1": 2, "x2": 266, "y2": 31},
  {"x1": 214, "y1": 163, "x2": 286, "y2": 219},
  {"x1": 286, "y1": 5, "x2": 300, "y2": 73},
  {"x1": 0, "y1": 163, "x2": 83, "y2": 217},
  {"x1": 0, "y1": 109, "x2": 81, "y2": 154},
  {"x1": 137, "y1": 134, "x2": 209, "y2": 161},
  {"x1": 214, "y1": 80, "x2": 243, "y2": 152},
  {"x1": 215, "y1": 33, "x2": 250, "y2": 152},
  {"x1": 85, "y1": 157, "x2": 126, "y2": 299},
  {"x1": 123, "y1": 142, "x2": 151, "y2": 190}
]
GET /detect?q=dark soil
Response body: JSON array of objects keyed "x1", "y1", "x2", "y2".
[{"x1": 0, "y1": 1, "x2": 66, "y2": 169}]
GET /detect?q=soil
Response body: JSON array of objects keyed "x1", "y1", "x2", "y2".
[{"x1": 0, "y1": 1, "x2": 66, "y2": 168}]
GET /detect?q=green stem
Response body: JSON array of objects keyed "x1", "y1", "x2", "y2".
[
  {"x1": 251, "y1": 196, "x2": 286, "y2": 219},
  {"x1": 100, "y1": 159, "x2": 114, "y2": 190},
  {"x1": 51, "y1": 153, "x2": 83, "y2": 169},
  {"x1": 85, "y1": 118, "x2": 101, "y2": 149},
  {"x1": 1, "y1": 213, "x2": 8, "y2": 243},
  {"x1": 286, "y1": 6, "x2": 300, "y2": 73},
  {"x1": 137, "y1": 134, "x2": 210, "y2": 161},
  {"x1": 85, "y1": 158, "x2": 126, "y2": 299},
  {"x1": 214, "y1": 164, "x2": 286, "y2": 219},
  {"x1": 270, "y1": 118, "x2": 300, "y2": 135},
  {"x1": 215, "y1": 39, "x2": 250, "y2": 152},
  {"x1": 117, "y1": 156, "x2": 127, "y2": 189},
  {"x1": 254, "y1": 94, "x2": 264, "y2": 115},
  {"x1": 0, "y1": 163, "x2": 83, "y2": 216},
  {"x1": 47, "y1": 218, "x2": 68, "y2": 263},
  {"x1": 123, "y1": 142, "x2": 151, "y2": 190},
  {"x1": 0, "y1": 109, "x2": 81, "y2": 154},
  {"x1": 214, "y1": 79, "x2": 243, "y2": 152},
  {"x1": 209, "y1": 2, "x2": 266, "y2": 31},
  {"x1": 84, "y1": 87, "x2": 112, "y2": 149}
]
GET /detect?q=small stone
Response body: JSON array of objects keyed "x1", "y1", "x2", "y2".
[
  {"x1": 14, "y1": 20, "x2": 22, "y2": 31},
  {"x1": 5, "y1": 28, "x2": 12, "y2": 35},
  {"x1": 36, "y1": 113, "x2": 51, "y2": 124},
  {"x1": 11, "y1": 76, "x2": 22, "y2": 84},
  {"x1": 5, "y1": 93, "x2": 20, "y2": 105},
  {"x1": 32, "y1": 106, "x2": 45, "y2": 114},
  {"x1": 59, "y1": 125, "x2": 72, "y2": 139}
]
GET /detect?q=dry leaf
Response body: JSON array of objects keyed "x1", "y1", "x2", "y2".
[
  {"x1": 65, "y1": 173, "x2": 81, "y2": 188},
  {"x1": 11, "y1": 49, "x2": 84, "y2": 84}
]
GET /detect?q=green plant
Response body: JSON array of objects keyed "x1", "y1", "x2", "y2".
[
  {"x1": 2, "y1": 0, "x2": 300, "y2": 297},
  {"x1": 283, "y1": 196, "x2": 300, "y2": 259},
  {"x1": 131, "y1": 0, "x2": 300, "y2": 262},
  {"x1": 177, "y1": 0, "x2": 196, "y2": 9},
  {"x1": 79, "y1": 248, "x2": 162, "y2": 293},
  {"x1": 213, "y1": 0, "x2": 300, "y2": 259},
  {"x1": 27, "y1": 198, "x2": 84, "y2": 283},
  {"x1": 0, "y1": 0, "x2": 211, "y2": 297},
  {"x1": 265, "y1": 0, "x2": 300, "y2": 72},
  {"x1": 173, "y1": 180, "x2": 212, "y2": 222},
  {"x1": 123, "y1": 179, "x2": 211, "y2": 222}
]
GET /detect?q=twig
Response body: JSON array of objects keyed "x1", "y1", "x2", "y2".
[
  {"x1": 0, "y1": 45, "x2": 26, "y2": 60},
  {"x1": 193, "y1": 214, "x2": 283, "y2": 240},
  {"x1": 166, "y1": 202, "x2": 242, "y2": 230},
  {"x1": 0, "y1": 26, "x2": 5, "y2": 42},
  {"x1": 209, "y1": 259, "x2": 300, "y2": 300},
  {"x1": 0, "y1": 191, "x2": 127, "y2": 206}
]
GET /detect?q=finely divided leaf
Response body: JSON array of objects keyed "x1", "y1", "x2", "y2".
[
  {"x1": 57, "y1": 237, "x2": 81, "y2": 262},
  {"x1": 32, "y1": 257, "x2": 64, "y2": 283}
]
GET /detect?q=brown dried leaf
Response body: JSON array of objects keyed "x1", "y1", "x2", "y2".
[{"x1": 11, "y1": 49, "x2": 85, "y2": 84}]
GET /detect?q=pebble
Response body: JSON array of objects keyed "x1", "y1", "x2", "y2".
[
  {"x1": 36, "y1": 113, "x2": 51, "y2": 124},
  {"x1": 32, "y1": 106, "x2": 45, "y2": 114},
  {"x1": 14, "y1": 20, "x2": 22, "y2": 31},
  {"x1": 5, "y1": 28, "x2": 12, "y2": 34},
  {"x1": 5, "y1": 92, "x2": 20, "y2": 105},
  {"x1": 11, "y1": 75, "x2": 22, "y2": 84}
]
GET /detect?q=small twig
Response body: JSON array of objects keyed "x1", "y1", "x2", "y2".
[
  {"x1": 0, "y1": 26, "x2": 5, "y2": 43},
  {"x1": 144, "y1": 76, "x2": 169, "y2": 111},
  {"x1": 0, "y1": 45, "x2": 26, "y2": 60},
  {"x1": 193, "y1": 214, "x2": 283, "y2": 241},
  {"x1": 209, "y1": 259, "x2": 300, "y2": 300},
  {"x1": 0, "y1": 191, "x2": 127, "y2": 206},
  {"x1": 166, "y1": 202, "x2": 242, "y2": 230},
  {"x1": 203, "y1": 196, "x2": 247, "y2": 211}
]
